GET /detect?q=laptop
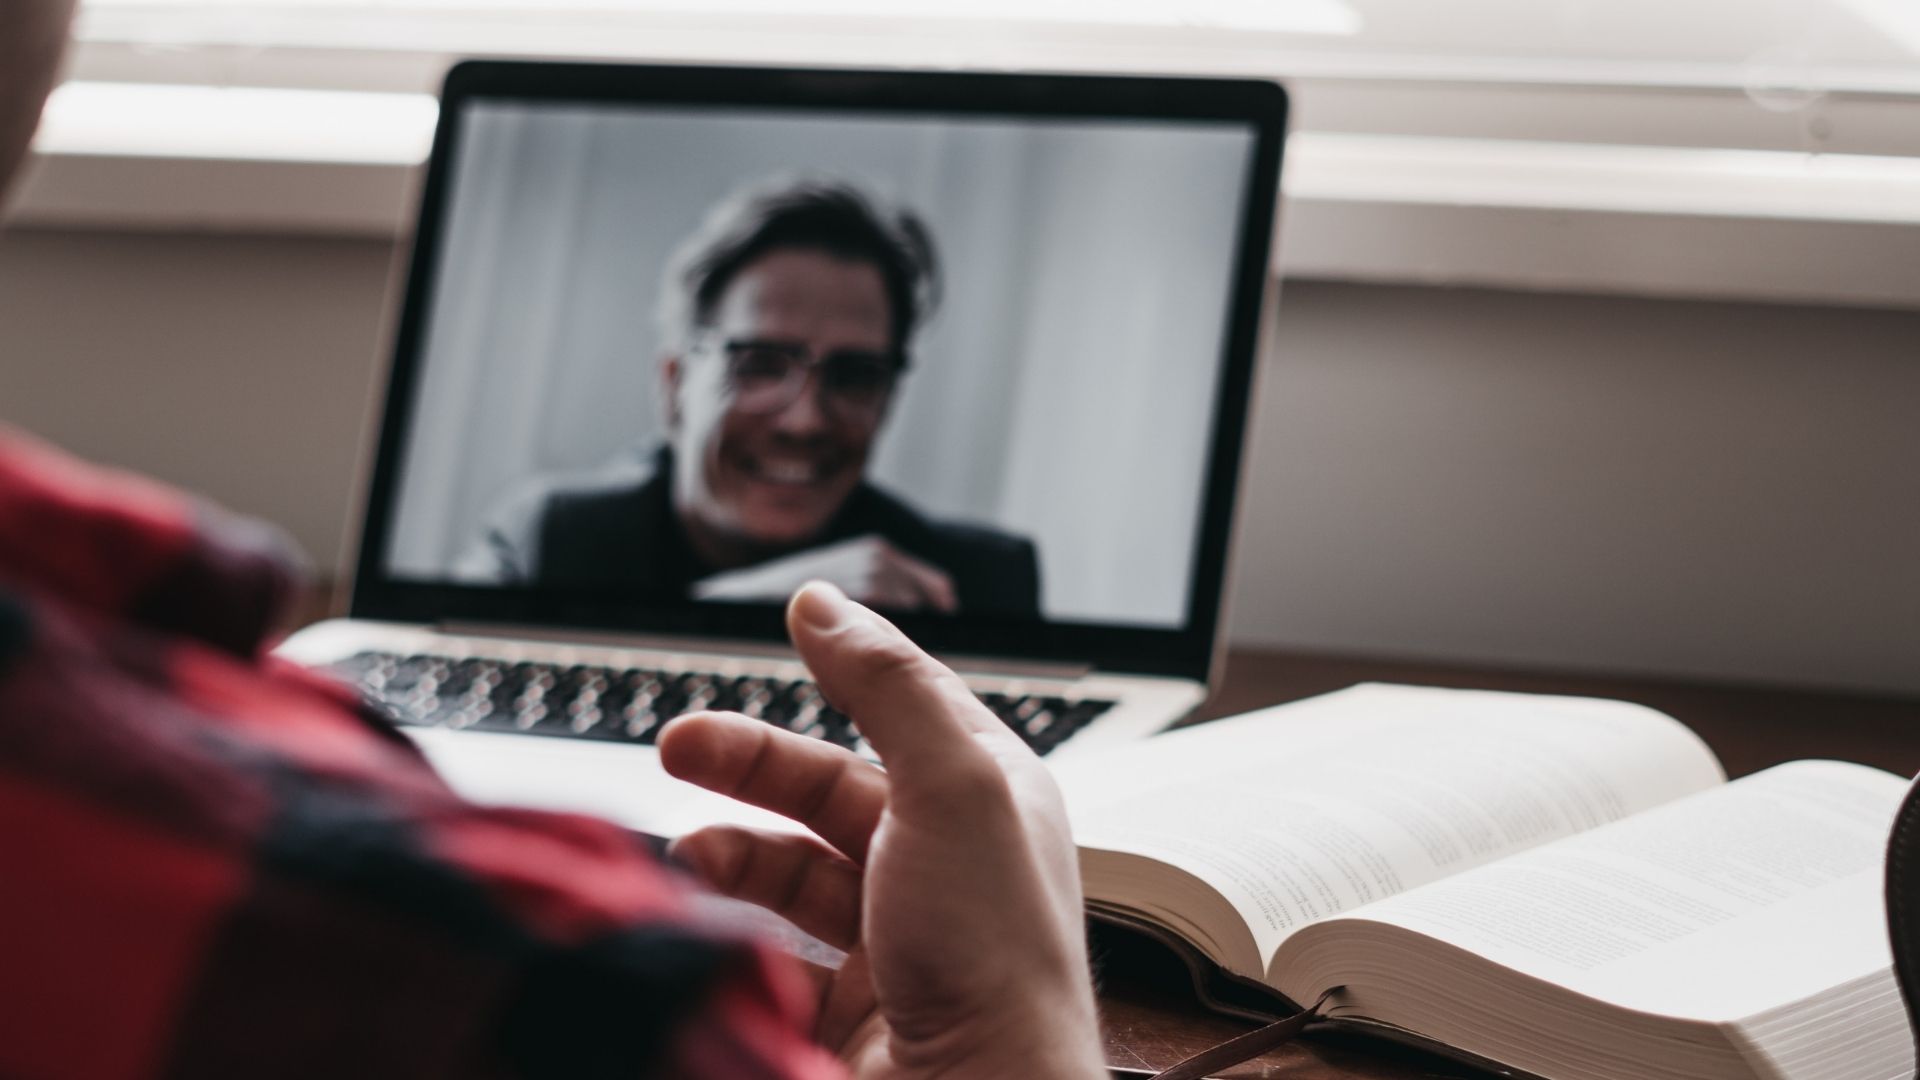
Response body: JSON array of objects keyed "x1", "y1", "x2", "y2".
[{"x1": 278, "y1": 60, "x2": 1288, "y2": 837}]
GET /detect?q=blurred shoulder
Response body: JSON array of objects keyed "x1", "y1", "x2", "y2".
[{"x1": 454, "y1": 450, "x2": 665, "y2": 583}]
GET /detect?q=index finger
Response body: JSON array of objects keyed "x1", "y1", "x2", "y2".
[
  {"x1": 785, "y1": 582, "x2": 1020, "y2": 786},
  {"x1": 658, "y1": 711, "x2": 887, "y2": 863}
]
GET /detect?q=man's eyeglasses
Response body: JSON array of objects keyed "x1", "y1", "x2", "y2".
[{"x1": 697, "y1": 336, "x2": 906, "y2": 423}]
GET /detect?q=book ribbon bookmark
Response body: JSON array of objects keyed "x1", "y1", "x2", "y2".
[{"x1": 1146, "y1": 989, "x2": 1339, "y2": 1080}]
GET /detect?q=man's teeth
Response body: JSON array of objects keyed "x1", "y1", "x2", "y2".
[{"x1": 756, "y1": 460, "x2": 822, "y2": 483}]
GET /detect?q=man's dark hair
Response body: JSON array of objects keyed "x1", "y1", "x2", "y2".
[{"x1": 660, "y1": 178, "x2": 940, "y2": 354}]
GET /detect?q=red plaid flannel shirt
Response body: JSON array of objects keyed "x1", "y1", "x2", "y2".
[{"x1": 0, "y1": 428, "x2": 844, "y2": 1080}]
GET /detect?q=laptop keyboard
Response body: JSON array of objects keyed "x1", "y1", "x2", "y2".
[{"x1": 327, "y1": 651, "x2": 1115, "y2": 757}]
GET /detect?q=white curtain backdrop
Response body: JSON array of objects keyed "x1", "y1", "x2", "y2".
[{"x1": 387, "y1": 103, "x2": 1251, "y2": 627}]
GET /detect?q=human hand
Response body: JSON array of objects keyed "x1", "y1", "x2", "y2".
[
  {"x1": 690, "y1": 535, "x2": 959, "y2": 613},
  {"x1": 657, "y1": 582, "x2": 1105, "y2": 1080}
]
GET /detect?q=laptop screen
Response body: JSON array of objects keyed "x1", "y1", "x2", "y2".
[{"x1": 354, "y1": 64, "x2": 1285, "y2": 680}]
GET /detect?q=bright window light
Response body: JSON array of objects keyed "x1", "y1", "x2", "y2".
[
  {"x1": 62, "y1": 0, "x2": 1920, "y2": 160},
  {"x1": 1835, "y1": 0, "x2": 1920, "y2": 56},
  {"x1": 567, "y1": 0, "x2": 1364, "y2": 33},
  {"x1": 36, "y1": 81, "x2": 438, "y2": 164},
  {"x1": 409, "y1": 0, "x2": 1359, "y2": 32},
  {"x1": 83, "y1": 0, "x2": 1363, "y2": 33}
]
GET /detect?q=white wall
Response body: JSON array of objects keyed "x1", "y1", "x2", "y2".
[
  {"x1": 1235, "y1": 281, "x2": 1920, "y2": 696},
  {"x1": 0, "y1": 229, "x2": 392, "y2": 575},
  {"x1": 2, "y1": 226, "x2": 1915, "y2": 695}
]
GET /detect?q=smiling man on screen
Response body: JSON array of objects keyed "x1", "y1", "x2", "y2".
[{"x1": 458, "y1": 180, "x2": 1043, "y2": 617}]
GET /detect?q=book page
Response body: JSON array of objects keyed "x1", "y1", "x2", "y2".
[
  {"x1": 1057, "y1": 684, "x2": 1724, "y2": 966},
  {"x1": 1333, "y1": 760, "x2": 1903, "y2": 1023}
]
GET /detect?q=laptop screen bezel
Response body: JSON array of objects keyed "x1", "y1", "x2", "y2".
[{"x1": 349, "y1": 60, "x2": 1287, "y2": 683}]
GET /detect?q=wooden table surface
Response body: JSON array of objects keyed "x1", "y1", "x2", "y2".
[{"x1": 1097, "y1": 647, "x2": 1920, "y2": 1078}]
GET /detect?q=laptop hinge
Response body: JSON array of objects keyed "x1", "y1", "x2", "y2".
[{"x1": 434, "y1": 621, "x2": 1094, "y2": 682}]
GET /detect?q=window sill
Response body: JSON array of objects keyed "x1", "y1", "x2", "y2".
[{"x1": 11, "y1": 81, "x2": 1920, "y2": 311}]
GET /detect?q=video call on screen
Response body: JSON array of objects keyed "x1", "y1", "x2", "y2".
[{"x1": 384, "y1": 101, "x2": 1255, "y2": 631}]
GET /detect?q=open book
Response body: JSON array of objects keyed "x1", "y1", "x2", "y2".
[{"x1": 1053, "y1": 684, "x2": 1913, "y2": 1080}]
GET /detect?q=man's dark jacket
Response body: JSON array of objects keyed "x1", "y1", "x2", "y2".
[{"x1": 458, "y1": 448, "x2": 1041, "y2": 617}]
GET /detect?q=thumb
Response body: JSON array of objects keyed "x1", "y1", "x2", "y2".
[{"x1": 785, "y1": 581, "x2": 1007, "y2": 784}]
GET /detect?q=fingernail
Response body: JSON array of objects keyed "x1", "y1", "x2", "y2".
[{"x1": 792, "y1": 580, "x2": 853, "y2": 630}]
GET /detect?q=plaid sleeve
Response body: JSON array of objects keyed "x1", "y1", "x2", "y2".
[
  {"x1": 0, "y1": 426, "x2": 300, "y2": 658},
  {"x1": 0, "y1": 431, "x2": 846, "y2": 1080}
]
